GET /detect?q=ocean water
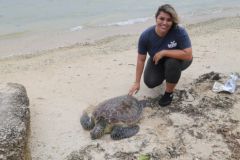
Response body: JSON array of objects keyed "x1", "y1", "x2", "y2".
[{"x1": 0, "y1": 0, "x2": 240, "y2": 57}]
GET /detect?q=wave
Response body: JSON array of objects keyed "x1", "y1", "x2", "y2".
[
  {"x1": 69, "y1": 17, "x2": 152, "y2": 31},
  {"x1": 69, "y1": 26, "x2": 83, "y2": 32},
  {"x1": 101, "y1": 17, "x2": 152, "y2": 27}
]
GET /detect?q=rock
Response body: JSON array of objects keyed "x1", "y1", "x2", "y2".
[{"x1": 0, "y1": 83, "x2": 30, "y2": 160}]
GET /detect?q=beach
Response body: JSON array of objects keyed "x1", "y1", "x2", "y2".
[{"x1": 0, "y1": 16, "x2": 240, "y2": 159}]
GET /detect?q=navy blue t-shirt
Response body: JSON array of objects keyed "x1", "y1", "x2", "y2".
[{"x1": 138, "y1": 25, "x2": 191, "y2": 57}]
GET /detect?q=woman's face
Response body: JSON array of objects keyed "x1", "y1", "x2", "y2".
[{"x1": 155, "y1": 11, "x2": 173, "y2": 35}]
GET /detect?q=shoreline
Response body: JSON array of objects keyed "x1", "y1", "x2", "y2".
[{"x1": 0, "y1": 15, "x2": 239, "y2": 60}]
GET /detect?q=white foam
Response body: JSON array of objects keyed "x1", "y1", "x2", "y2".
[
  {"x1": 102, "y1": 17, "x2": 152, "y2": 27},
  {"x1": 69, "y1": 26, "x2": 83, "y2": 32}
]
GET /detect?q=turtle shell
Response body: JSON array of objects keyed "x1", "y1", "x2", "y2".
[{"x1": 92, "y1": 95, "x2": 143, "y2": 124}]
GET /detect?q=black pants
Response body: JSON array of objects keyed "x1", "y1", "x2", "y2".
[{"x1": 144, "y1": 57, "x2": 192, "y2": 88}]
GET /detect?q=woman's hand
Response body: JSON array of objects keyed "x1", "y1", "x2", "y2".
[
  {"x1": 153, "y1": 50, "x2": 165, "y2": 65},
  {"x1": 128, "y1": 82, "x2": 140, "y2": 95}
]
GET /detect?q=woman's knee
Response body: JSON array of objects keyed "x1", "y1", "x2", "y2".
[{"x1": 144, "y1": 77, "x2": 163, "y2": 88}]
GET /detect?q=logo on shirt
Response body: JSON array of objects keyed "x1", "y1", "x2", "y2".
[{"x1": 168, "y1": 41, "x2": 177, "y2": 48}]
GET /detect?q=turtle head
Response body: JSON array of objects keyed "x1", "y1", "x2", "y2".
[{"x1": 90, "y1": 117, "x2": 107, "y2": 139}]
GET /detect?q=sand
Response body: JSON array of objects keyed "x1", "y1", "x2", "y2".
[{"x1": 0, "y1": 17, "x2": 240, "y2": 160}]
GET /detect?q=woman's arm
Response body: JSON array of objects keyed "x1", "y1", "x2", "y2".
[
  {"x1": 128, "y1": 54, "x2": 147, "y2": 95},
  {"x1": 153, "y1": 48, "x2": 192, "y2": 64},
  {"x1": 135, "y1": 54, "x2": 147, "y2": 83}
]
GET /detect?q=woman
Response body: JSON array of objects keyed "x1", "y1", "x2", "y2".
[{"x1": 128, "y1": 4, "x2": 192, "y2": 107}]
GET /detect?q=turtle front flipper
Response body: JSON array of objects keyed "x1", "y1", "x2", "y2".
[
  {"x1": 110, "y1": 125, "x2": 139, "y2": 140},
  {"x1": 80, "y1": 111, "x2": 95, "y2": 130}
]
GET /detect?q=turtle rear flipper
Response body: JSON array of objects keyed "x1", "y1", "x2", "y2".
[
  {"x1": 110, "y1": 125, "x2": 139, "y2": 140},
  {"x1": 80, "y1": 112, "x2": 95, "y2": 130}
]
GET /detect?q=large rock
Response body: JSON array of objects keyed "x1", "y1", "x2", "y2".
[{"x1": 0, "y1": 83, "x2": 30, "y2": 160}]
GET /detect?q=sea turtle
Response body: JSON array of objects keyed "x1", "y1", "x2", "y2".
[{"x1": 80, "y1": 95, "x2": 148, "y2": 140}]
